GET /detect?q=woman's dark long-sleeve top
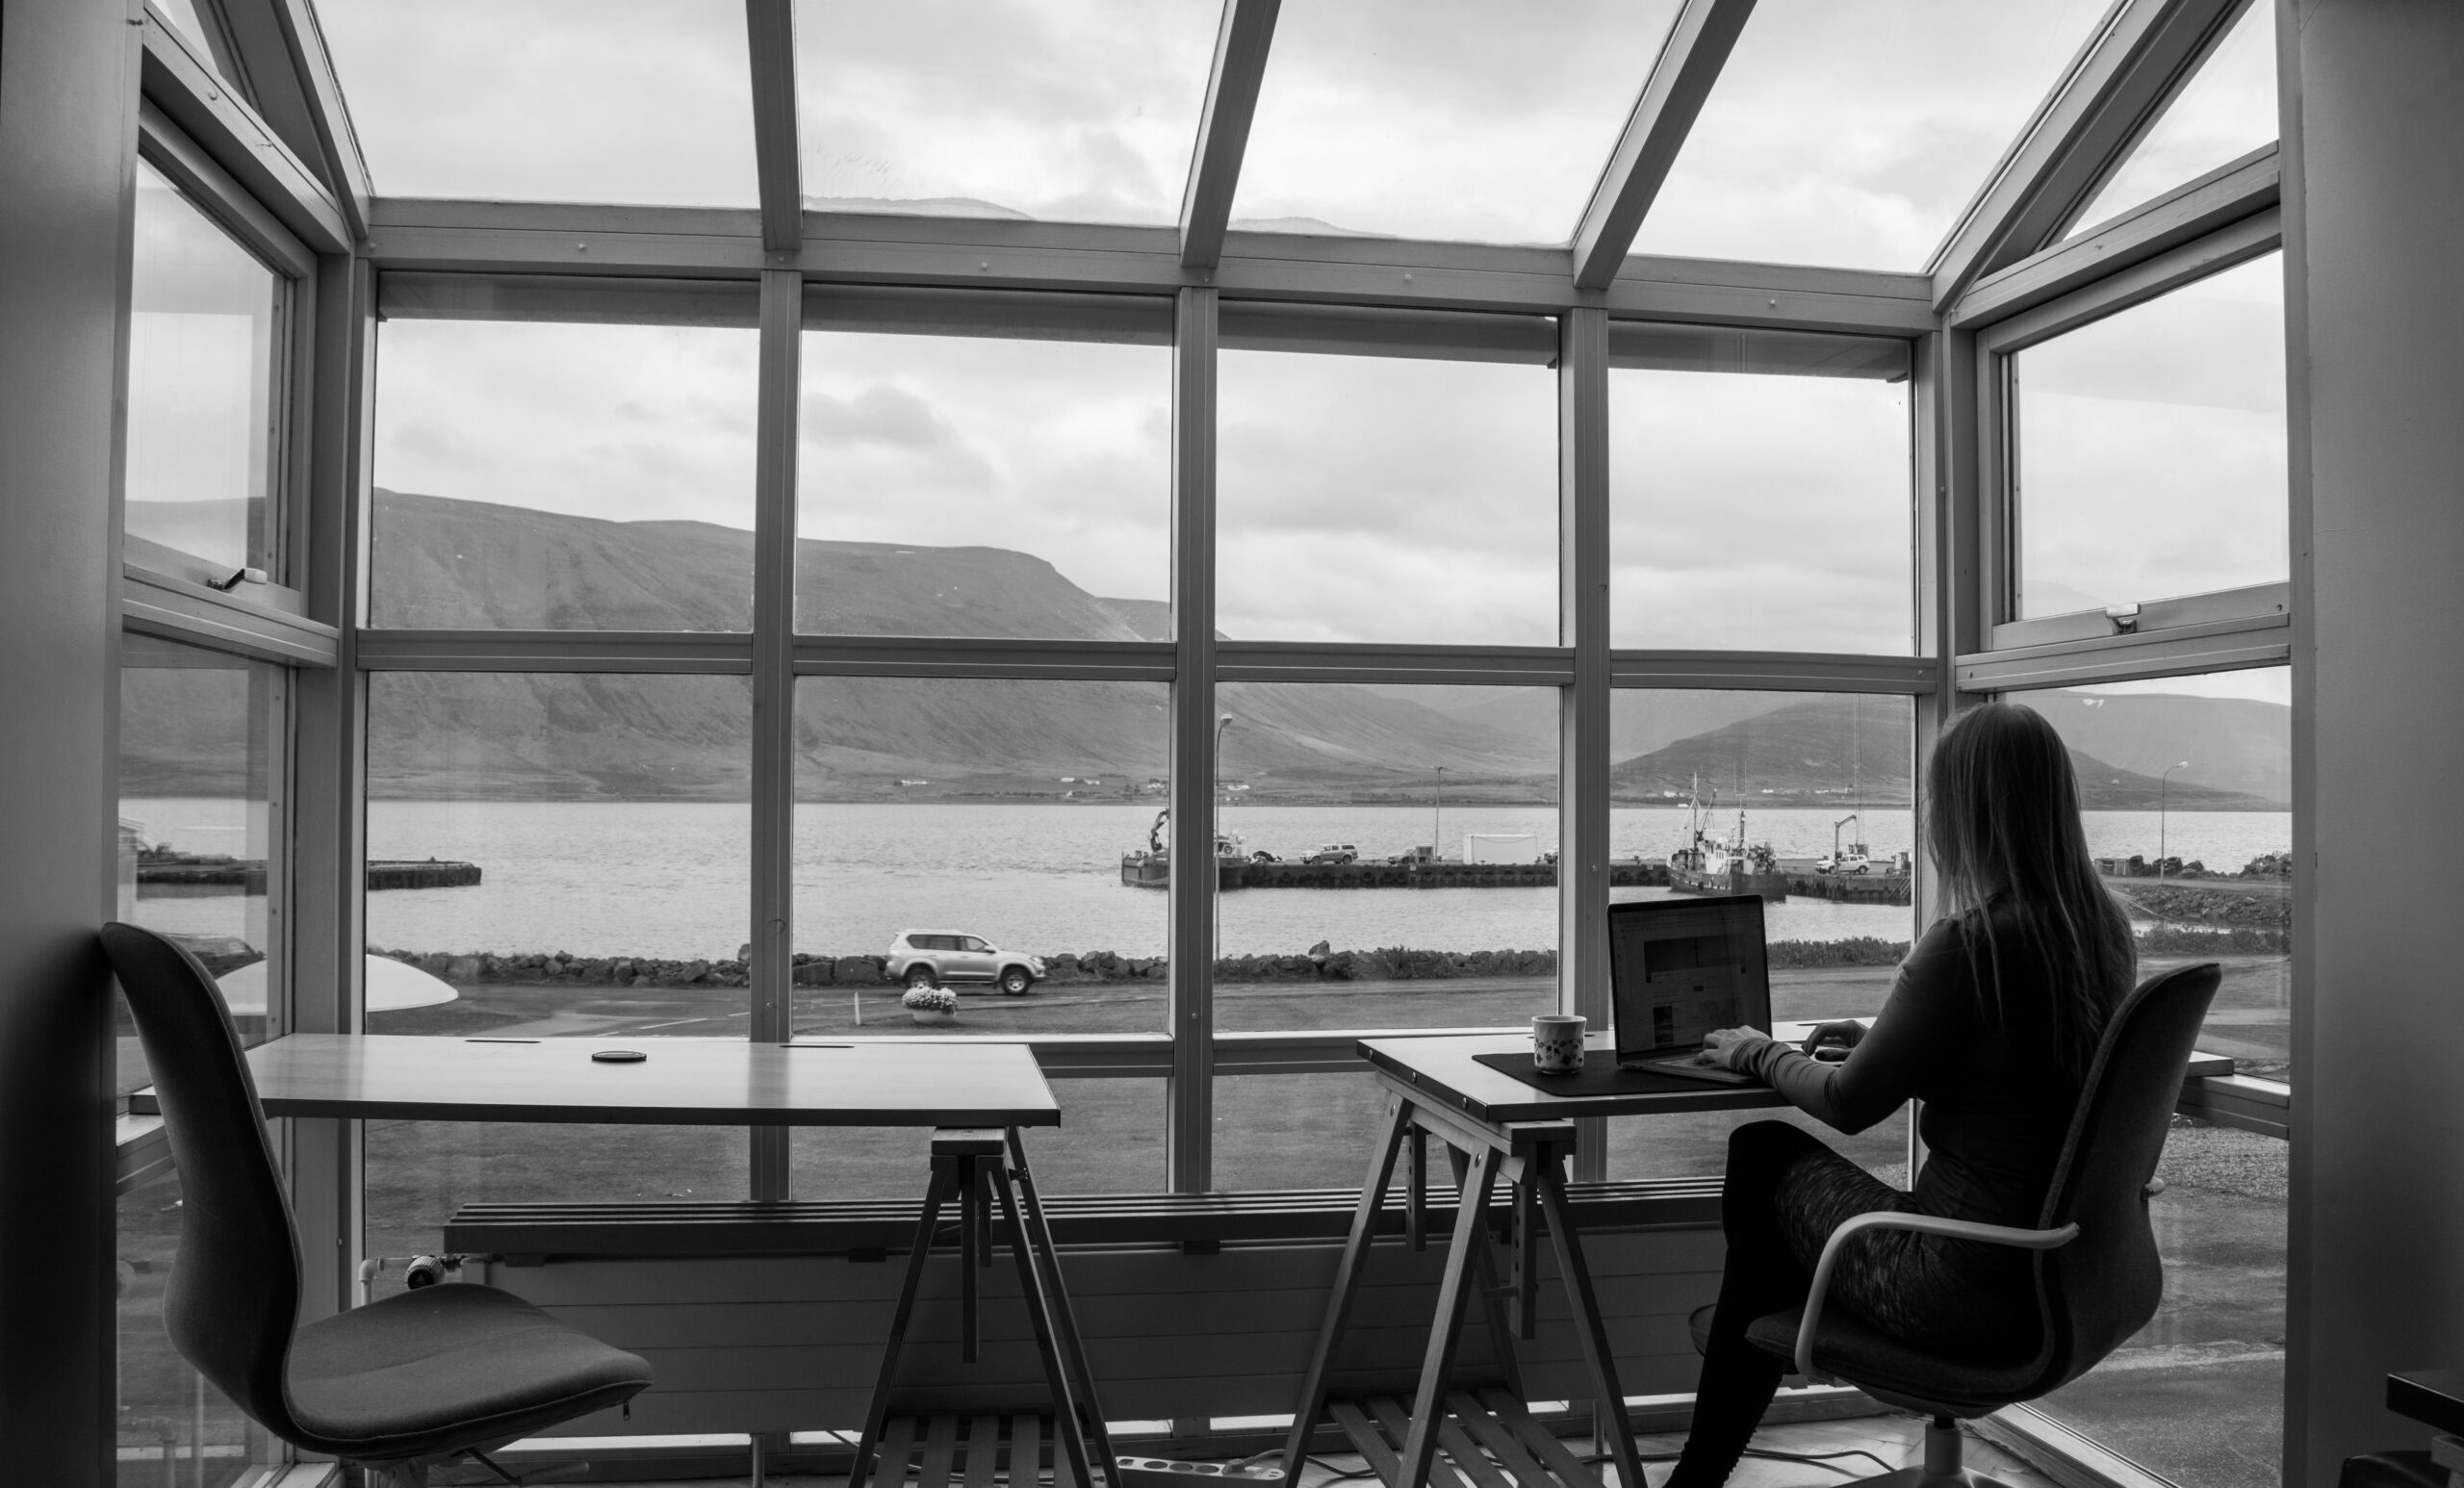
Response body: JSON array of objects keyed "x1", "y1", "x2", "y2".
[{"x1": 1732, "y1": 909, "x2": 2089, "y2": 1285}]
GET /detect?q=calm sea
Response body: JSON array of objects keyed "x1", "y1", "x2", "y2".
[{"x1": 121, "y1": 799, "x2": 2293, "y2": 962}]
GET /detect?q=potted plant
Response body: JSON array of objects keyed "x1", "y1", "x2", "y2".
[{"x1": 902, "y1": 986, "x2": 959, "y2": 1025}]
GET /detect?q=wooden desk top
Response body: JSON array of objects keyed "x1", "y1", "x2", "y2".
[
  {"x1": 1359, "y1": 1028, "x2": 2239, "y2": 1128},
  {"x1": 221, "y1": 1035, "x2": 1061, "y2": 1127}
]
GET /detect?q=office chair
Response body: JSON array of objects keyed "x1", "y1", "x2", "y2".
[
  {"x1": 1694, "y1": 961, "x2": 2221, "y2": 1488},
  {"x1": 103, "y1": 923, "x2": 652, "y2": 1487}
]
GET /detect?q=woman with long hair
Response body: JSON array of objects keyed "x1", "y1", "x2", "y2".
[{"x1": 1663, "y1": 702, "x2": 2138, "y2": 1488}]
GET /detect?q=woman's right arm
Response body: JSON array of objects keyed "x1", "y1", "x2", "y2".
[{"x1": 1741, "y1": 919, "x2": 1974, "y2": 1134}]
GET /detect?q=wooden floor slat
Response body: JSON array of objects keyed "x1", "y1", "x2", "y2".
[
  {"x1": 876, "y1": 1418, "x2": 919, "y2": 1488},
  {"x1": 1327, "y1": 1398, "x2": 1403, "y2": 1486},
  {"x1": 963, "y1": 1414, "x2": 1002, "y2": 1488},
  {"x1": 1366, "y1": 1396, "x2": 1473, "y2": 1488},
  {"x1": 916, "y1": 1411, "x2": 960, "y2": 1488},
  {"x1": 1011, "y1": 1413, "x2": 1042, "y2": 1488},
  {"x1": 1478, "y1": 1390, "x2": 1598, "y2": 1488},
  {"x1": 1446, "y1": 1392, "x2": 1563, "y2": 1488},
  {"x1": 1435, "y1": 1412, "x2": 1517, "y2": 1488}
]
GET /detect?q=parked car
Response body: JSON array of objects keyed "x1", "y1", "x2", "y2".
[
  {"x1": 886, "y1": 931, "x2": 1044, "y2": 994},
  {"x1": 1816, "y1": 852, "x2": 1872, "y2": 876},
  {"x1": 1305, "y1": 843, "x2": 1360, "y2": 864}
]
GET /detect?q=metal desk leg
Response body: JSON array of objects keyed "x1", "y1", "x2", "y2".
[
  {"x1": 1279, "y1": 1092, "x2": 1413, "y2": 1480},
  {"x1": 850, "y1": 1155, "x2": 957, "y2": 1488},
  {"x1": 1005, "y1": 1128, "x2": 1119, "y2": 1476},
  {"x1": 1534, "y1": 1153, "x2": 1641, "y2": 1488},
  {"x1": 961, "y1": 1152, "x2": 981, "y2": 1363},
  {"x1": 989, "y1": 1147, "x2": 1104, "y2": 1488},
  {"x1": 1396, "y1": 1143, "x2": 1502, "y2": 1488}
]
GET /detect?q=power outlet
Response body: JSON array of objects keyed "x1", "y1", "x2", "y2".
[{"x1": 1114, "y1": 1458, "x2": 1288, "y2": 1488}]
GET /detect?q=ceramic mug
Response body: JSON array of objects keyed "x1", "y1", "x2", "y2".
[{"x1": 1532, "y1": 1013, "x2": 1587, "y2": 1074}]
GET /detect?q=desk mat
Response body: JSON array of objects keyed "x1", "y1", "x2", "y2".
[{"x1": 1471, "y1": 1051, "x2": 1754, "y2": 1096}]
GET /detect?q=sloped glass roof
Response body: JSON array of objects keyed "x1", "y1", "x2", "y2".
[
  {"x1": 2067, "y1": 0, "x2": 2275, "y2": 236},
  {"x1": 1228, "y1": 0, "x2": 1681, "y2": 245},
  {"x1": 1629, "y1": 0, "x2": 2113, "y2": 270},
  {"x1": 316, "y1": 0, "x2": 758, "y2": 206},
  {"x1": 792, "y1": 0, "x2": 1219, "y2": 223}
]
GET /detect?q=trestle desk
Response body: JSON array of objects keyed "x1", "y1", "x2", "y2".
[
  {"x1": 1281, "y1": 1030, "x2": 2234, "y2": 1488},
  {"x1": 142, "y1": 1034, "x2": 1116, "y2": 1488}
]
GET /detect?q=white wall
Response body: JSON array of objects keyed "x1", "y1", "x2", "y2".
[{"x1": 2283, "y1": 1, "x2": 2464, "y2": 1479}]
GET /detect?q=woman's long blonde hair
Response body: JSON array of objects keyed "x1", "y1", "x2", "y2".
[{"x1": 1925, "y1": 703, "x2": 2137, "y2": 1079}]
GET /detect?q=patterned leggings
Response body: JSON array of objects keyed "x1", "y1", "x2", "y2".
[{"x1": 1665, "y1": 1120, "x2": 2040, "y2": 1488}]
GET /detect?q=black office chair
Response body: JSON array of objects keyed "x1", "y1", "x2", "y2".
[
  {"x1": 1693, "y1": 962, "x2": 2221, "y2": 1488},
  {"x1": 104, "y1": 923, "x2": 652, "y2": 1487}
]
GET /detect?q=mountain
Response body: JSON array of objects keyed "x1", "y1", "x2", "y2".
[
  {"x1": 1609, "y1": 695, "x2": 2282, "y2": 812},
  {"x1": 122, "y1": 493, "x2": 2291, "y2": 809},
  {"x1": 351, "y1": 492, "x2": 1553, "y2": 801},
  {"x1": 2013, "y1": 689, "x2": 2290, "y2": 805},
  {"x1": 1612, "y1": 697, "x2": 1915, "y2": 807}
]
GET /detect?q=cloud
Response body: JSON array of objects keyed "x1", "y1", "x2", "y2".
[{"x1": 1632, "y1": 0, "x2": 2116, "y2": 269}]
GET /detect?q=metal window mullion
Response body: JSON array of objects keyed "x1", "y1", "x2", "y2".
[
  {"x1": 1558, "y1": 307, "x2": 1610, "y2": 1183},
  {"x1": 1167, "y1": 287, "x2": 1217, "y2": 1193},
  {"x1": 749, "y1": 267, "x2": 802, "y2": 1199}
]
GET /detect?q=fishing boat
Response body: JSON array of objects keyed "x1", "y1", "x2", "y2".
[
  {"x1": 1119, "y1": 808, "x2": 1247, "y2": 890},
  {"x1": 1666, "y1": 781, "x2": 1789, "y2": 900}
]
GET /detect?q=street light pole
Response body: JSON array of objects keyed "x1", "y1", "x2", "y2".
[{"x1": 2158, "y1": 760, "x2": 2190, "y2": 880}]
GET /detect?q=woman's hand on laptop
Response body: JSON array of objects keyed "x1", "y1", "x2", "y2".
[{"x1": 1699, "y1": 1026, "x2": 1772, "y2": 1070}]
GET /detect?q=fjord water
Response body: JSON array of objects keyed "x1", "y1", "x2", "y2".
[{"x1": 125, "y1": 798, "x2": 2293, "y2": 962}]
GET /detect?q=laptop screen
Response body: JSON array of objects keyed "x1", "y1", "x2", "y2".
[{"x1": 1607, "y1": 895, "x2": 1773, "y2": 1061}]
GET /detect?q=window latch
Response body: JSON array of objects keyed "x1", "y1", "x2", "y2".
[
  {"x1": 206, "y1": 567, "x2": 270, "y2": 593},
  {"x1": 2104, "y1": 603, "x2": 2141, "y2": 635}
]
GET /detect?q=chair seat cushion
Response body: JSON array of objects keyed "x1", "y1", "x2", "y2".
[
  {"x1": 286, "y1": 1282, "x2": 650, "y2": 1462},
  {"x1": 2340, "y1": 1451, "x2": 2448, "y2": 1488},
  {"x1": 1685, "y1": 1302, "x2": 2044, "y2": 1419}
]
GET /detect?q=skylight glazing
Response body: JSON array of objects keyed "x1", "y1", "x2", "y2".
[
  {"x1": 2067, "y1": 1, "x2": 2276, "y2": 236},
  {"x1": 792, "y1": 0, "x2": 1218, "y2": 223},
  {"x1": 1229, "y1": 0, "x2": 1681, "y2": 244},
  {"x1": 1630, "y1": 0, "x2": 2111, "y2": 269},
  {"x1": 316, "y1": 0, "x2": 758, "y2": 207}
]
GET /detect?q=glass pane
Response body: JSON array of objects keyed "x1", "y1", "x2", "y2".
[
  {"x1": 315, "y1": 0, "x2": 758, "y2": 207},
  {"x1": 367, "y1": 1121, "x2": 744, "y2": 1301},
  {"x1": 1214, "y1": 1072, "x2": 1392, "y2": 1191},
  {"x1": 151, "y1": 0, "x2": 244, "y2": 93},
  {"x1": 2002, "y1": 667, "x2": 2291, "y2": 1085},
  {"x1": 2069, "y1": 2, "x2": 2276, "y2": 236},
  {"x1": 119, "y1": 1172, "x2": 277, "y2": 1484},
  {"x1": 371, "y1": 319, "x2": 760, "y2": 629},
  {"x1": 1608, "y1": 687, "x2": 1917, "y2": 947},
  {"x1": 1230, "y1": 0, "x2": 1681, "y2": 244},
  {"x1": 1212, "y1": 683, "x2": 1559, "y2": 1035},
  {"x1": 127, "y1": 160, "x2": 280, "y2": 576},
  {"x1": 792, "y1": 0, "x2": 1217, "y2": 224},
  {"x1": 796, "y1": 329, "x2": 1169, "y2": 638},
  {"x1": 791, "y1": 678, "x2": 1168, "y2": 1038},
  {"x1": 1609, "y1": 329, "x2": 1912, "y2": 652},
  {"x1": 2032, "y1": 1125, "x2": 2286, "y2": 1488},
  {"x1": 1218, "y1": 343, "x2": 1556, "y2": 645},
  {"x1": 793, "y1": 1079, "x2": 1165, "y2": 1199},
  {"x1": 1630, "y1": 0, "x2": 2114, "y2": 269},
  {"x1": 365, "y1": 673, "x2": 752, "y2": 1036},
  {"x1": 117, "y1": 635, "x2": 280, "y2": 1103},
  {"x1": 1604, "y1": 1105, "x2": 1911, "y2": 1184},
  {"x1": 2014, "y1": 253, "x2": 2286, "y2": 617}
]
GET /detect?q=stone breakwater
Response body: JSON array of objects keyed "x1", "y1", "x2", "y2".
[{"x1": 368, "y1": 936, "x2": 1937, "y2": 989}]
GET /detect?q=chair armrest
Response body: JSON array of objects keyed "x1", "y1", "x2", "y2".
[{"x1": 1793, "y1": 1212, "x2": 2081, "y2": 1382}]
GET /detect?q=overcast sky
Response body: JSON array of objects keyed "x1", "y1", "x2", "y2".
[{"x1": 335, "y1": 1, "x2": 2286, "y2": 703}]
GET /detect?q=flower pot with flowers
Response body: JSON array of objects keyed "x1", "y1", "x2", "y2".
[{"x1": 902, "y1": 987, "x2": 959, "y2": 1025}]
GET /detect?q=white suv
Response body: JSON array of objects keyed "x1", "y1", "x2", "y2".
[{"x1": 886, "y1": 931, "x2": 1045, "y2": 995}]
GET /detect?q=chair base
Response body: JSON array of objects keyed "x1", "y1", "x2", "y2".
[{"x1": 1827, "y1": 1417, "x2": 2020, "y2": 1488}]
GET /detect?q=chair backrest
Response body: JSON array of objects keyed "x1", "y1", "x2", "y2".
[
  {"x1": 102, "y1": 923, "x2": 307, "y2": 1443},
  {"x1": 2027, "y1": 960, "x2": 2221, "y2": 1393}
]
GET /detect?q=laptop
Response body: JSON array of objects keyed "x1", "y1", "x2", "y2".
[{"x1": 1607, "y1": 894, "x2": 1773, "y2": 1087}]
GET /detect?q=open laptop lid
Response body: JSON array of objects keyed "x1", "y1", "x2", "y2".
[{"x1": 1607, "y1": 895, "x2": 1774, "y2": 1065}]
